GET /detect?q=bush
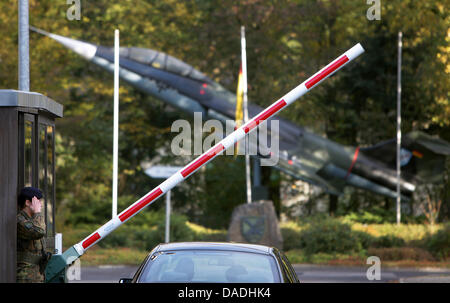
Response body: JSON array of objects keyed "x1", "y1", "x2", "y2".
[
  {"x1": 99, "y1": 226, "x2": 142, "y2": 248},
  {"x1": 368, "y1": 247, "x2": 435, "y2": 261},
  {"x1": 279, "y1": 216, "x2": 438, "y2": 255},
  {"x1": 280, "y1": 222, "x2": 303, "y2": 251},
  {"x1": 61, "y1": 210, "x2": 198, "y2": 251},
  {"x1": 132, "y1": 227, "x2": 159, "y2": 250},
  {"x1": 344, "y1": 211, "x2": 387, "y2": 224},
  {"x1": 370, "y1": 235, "x2": 406, "y2": 248},
  {"x1": 351, "y1": 222, "x2": 440, "y2": 243},
  {"x1": 342, "y1": 206, "x2": 397, "y2": 224},
  {"x1": 342, "y1": 207, "x2": 425, "y2": 224},
  {"x1": 353, "y1": 230, "x2": 376, "y2": 249},
  {"x1": 424, "y1": 223, "x2": 450, "y2": 260},
  {"x1": 131, "y1": 212, "x2": 196, "y2": 250},
  {"x1": 61, "y1": 211, "x2": 448, "y2": 264},
  {"x1": 298, "y1": 217, "x2": 362, "y2": 254},
  {"x1": 154, "y1": 213, "x2": 195, "y2": 244},
  {"x1": 186, "y1": 222, "x2": 227, "y2": 242}
]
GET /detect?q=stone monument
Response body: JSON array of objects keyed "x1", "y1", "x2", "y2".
[{"x1": 228, "y1": 200, "x2": 283, "y2": 249}]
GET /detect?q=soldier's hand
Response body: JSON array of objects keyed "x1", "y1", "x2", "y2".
[{"x1": 30, "y1": 196, "x2": 42, "y2": 214}]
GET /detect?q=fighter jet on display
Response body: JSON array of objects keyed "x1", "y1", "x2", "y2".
[{"x1": 31, "y1": 27, "x2": 450, "y2": 200}]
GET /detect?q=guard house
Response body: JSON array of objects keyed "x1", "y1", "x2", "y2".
[{"x1": 0, "y1": 90, "x2": 63, "y2": 282}]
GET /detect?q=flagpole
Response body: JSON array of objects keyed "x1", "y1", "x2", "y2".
[
  {"x1": 112, "y1": 29, "x2": 119, "y2": 218},
  {"x1": 241, "y1": 26, "x2": 252, "y2": 204},
  {"x1": 396, "y1": 31, "x2": 402, "y2": 225}
]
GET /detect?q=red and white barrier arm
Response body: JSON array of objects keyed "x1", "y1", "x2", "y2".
[{"x1": 73, "y1": 43, "x2": 364, "y2": 256}]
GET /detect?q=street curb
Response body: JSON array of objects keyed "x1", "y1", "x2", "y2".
[{"x1": 399, "y1": 275, "x2": 450, "y2": 283}]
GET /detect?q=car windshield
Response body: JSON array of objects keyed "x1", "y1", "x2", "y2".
[{"x1": 138, "y1": 250, "x2": 280, "y2": 283}]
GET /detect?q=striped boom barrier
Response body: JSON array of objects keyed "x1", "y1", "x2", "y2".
[{"x1": 73, "y1": 43, "x2": 365, "y2": 256}]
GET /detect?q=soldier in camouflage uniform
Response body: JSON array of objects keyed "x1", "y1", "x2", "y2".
[{"x1": 17, "y1": 187, "x2": 47, "y2": 283}]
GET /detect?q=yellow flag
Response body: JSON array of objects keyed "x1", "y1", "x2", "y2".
[{"x1": 234, "y1": 65, "x2": 244, "y2": 156}]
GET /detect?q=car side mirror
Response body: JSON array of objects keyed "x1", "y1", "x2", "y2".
[{"x1": 119, "y1": 278, "x2": 133, "y2": 283}]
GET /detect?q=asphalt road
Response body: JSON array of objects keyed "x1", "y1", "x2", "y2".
[
  {"x1": 68, "y1": 264, "x2": 450, "y2": 283},
  {"x1": 293, "y1": 264, "x2": 450, "y2": 283}
]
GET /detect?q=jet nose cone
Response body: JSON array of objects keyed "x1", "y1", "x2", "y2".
[{"x1": 30, "y1": 26, "x2": 97, "y2": 60}]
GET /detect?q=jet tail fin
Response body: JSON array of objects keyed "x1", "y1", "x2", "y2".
[{"x1": 360, "y1": 131, "x2": 450, "y2": 184}]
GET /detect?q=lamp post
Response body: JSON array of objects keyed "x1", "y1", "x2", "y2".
[{"x1": 18, "y1": 0, "x2": 30, "y2": 91}]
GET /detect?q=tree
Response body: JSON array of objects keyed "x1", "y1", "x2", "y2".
[{"x1": 0, "y1": 0, "x2": 448, "y2": 228}]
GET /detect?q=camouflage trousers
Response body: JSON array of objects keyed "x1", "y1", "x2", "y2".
[{"x1": 17, "y1": 262, "x2": 44, "y2": 283}]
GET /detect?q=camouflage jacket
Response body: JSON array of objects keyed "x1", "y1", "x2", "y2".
[
  {"x1": 17, "y1": 210, "x2": 46, "y2": 259},
  {"x1": 17, "y1": 210, "x2": 47, "y2": 282}
]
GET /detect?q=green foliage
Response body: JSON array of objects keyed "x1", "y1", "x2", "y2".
[
  {"x1": 61, "y1": 210, "x2": 227, "y2": 251},
  {"x1": 343, "y1": 210, "x2": 391, "y2": 224},
  {"x1": 423, "y1": 223, "x2": 450, "y2": 260},
  {"x1": 189, "y1": 157, "x2": 247, "y2": 229},
  {"x1": 98, "y1": 211, "x2": 194, "y2": 250},
  {"x1": 370, "y1": 235, "x2": 406, "y2": 248},
  {"x1": 61, "y1": 214, "x2": 449, "y2": 264},
  {"x1": 353, "y1": 222, "x2": 441, "y2": 243},
  {"x1": 281, "y1": 215, "x2": 445, "y2": 259},
  {"x1": 367, "y1": 247, "x2": 435, "y2": 261},
  {"x1": 186, "y1": 222, "x2": 228, "y2": 242},
  {"x1": 352, "y1": 230, "x2": 376, "y2": 250},
  {"x1": 101, "y1": 226, "x2": 145, "y2": 249},
  {"x1": 280, "y1": 221, "x2": 304, "y2": 251},
  {"x1": 298, "y1": 217, "x2": 363, "y2": 254},
  {"x1": 153, "y1": 212, "x2": 195, "y2": 245},
  {"x1": 0, "y1": 0, "x2": 448, "y2": 230},
  {"x1": 341, "y1": 206, "x2": 426, "y2": 225},
  {"x1": 81, "y1": 248, "x2": 149, "y2": 266}
]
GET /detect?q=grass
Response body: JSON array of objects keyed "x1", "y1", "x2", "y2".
[{"x1": 79, "y1": 247, "x2": 148, "y2": 266}]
